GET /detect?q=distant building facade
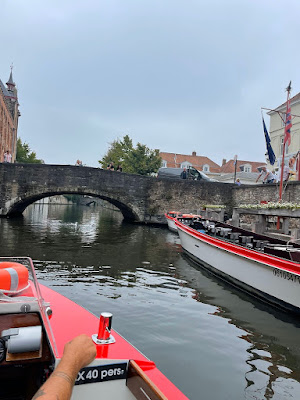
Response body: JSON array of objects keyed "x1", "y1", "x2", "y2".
[
  {"x1": 0, "y1": 69, "x2": 20, "y2": 162},
  {"x1": 268, "y1": 91, "x2": 300, "y2": 170},
  {"x1": 159, "y1": 151, "x2": 221, "y2": 178},
  {"x1": 218, "y1": 159, "x2": 267, "y2": 184},
  {"x1": 159, "y1": 151, "x2": 265, "y2": 184}
]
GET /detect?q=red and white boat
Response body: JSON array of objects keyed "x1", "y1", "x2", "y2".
[
  {"x1": 165, "y1": 211, "x2": 201, "y2": 233},
  {"x1": 0, "y1": 257, "x2": 188, "y2": 400},
  {"x1": 175, "y1": 219, "x2": 300, "y2": 314}
]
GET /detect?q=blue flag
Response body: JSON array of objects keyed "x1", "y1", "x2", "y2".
[{"x1": 262, "y1": 117, "x2": 276, "y2": 165}]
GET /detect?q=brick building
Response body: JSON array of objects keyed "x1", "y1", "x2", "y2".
[
  {"x1": 159, "y1": 151, "x2": 221, "y2": 178},
  {"x1": 160, "y1": 151, "x2": 266, "y2": 184},
  {"x1": 218, "y1": 158, "x2": 267, "y2": 184},
  {"x1": 0, "y1": 69, "x2": 20, "y2": 162}
]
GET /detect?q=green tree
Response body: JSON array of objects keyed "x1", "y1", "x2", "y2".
[
  {"x1": 99, "y1": 135, "x2": 133, "y2": 168},
  {"x1": 124, "y1": 143, "x2": 161, "y2": 175},
  {"x1": 99, "y1": 135, "x2": 161, "y2": 175},
  {"x1": 16, "y1": 138, "x2": 43, "y2": 164}
]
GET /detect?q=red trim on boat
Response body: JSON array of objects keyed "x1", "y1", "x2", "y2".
[
  {"x1": 40, "y1": 284, "x2": 188, "y2": 400},
  {"x1": 175, "y1": 220, "x2": 300, "y2": 275}
]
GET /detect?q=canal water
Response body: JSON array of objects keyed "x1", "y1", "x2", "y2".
[{"x1": 1, "y1": 203, "x2": 300, "y2": 400}]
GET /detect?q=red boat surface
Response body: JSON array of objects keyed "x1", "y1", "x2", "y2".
[{"x1": 0, "y1": 257, "x2": 188, "y2": 400}]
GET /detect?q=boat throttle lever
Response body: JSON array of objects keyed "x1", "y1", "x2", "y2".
[{"x1": 92, "y1": 312, "x2": 115, "y2": 345}]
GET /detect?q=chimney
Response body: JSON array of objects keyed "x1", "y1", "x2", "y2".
[
  {"x1": 192, "y1": 151, "x2": 196, "y2": 157},
  {"x1": 222, "y1": 159, "x2": 226, "y2": 166}
]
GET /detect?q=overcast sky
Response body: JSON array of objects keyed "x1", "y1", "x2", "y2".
[{"x1": 1, "y1": 0, "x2": 300, "y2": 167}]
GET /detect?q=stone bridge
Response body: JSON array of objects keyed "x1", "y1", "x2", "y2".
[
  {"x1": 1, "y1": 164, "x2": 299, "y2": 224},
  {"x1": 0, "y1": 163, "x2": 234, "y2": 223}
]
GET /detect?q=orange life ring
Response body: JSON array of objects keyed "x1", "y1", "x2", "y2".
[{"x1": 0, "y1": 262, "x2": 29, "y2": 294}]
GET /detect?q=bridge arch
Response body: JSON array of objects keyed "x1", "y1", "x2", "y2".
[{"x1": 6, "y1": 190, "x2": 139, "y2": 221}]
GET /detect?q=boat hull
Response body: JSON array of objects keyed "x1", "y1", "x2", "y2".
[
  {"x1": 176, "y1": 222, "x2": 300, "y2": 314},
  {"x1": 166, "y1": 217, "x2": 178, "y2": 232},
  {"x1": 40, "y1": 284, "x2": 188, "y2": 400}
]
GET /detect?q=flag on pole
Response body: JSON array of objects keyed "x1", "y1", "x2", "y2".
[
  {"x1": 262, "y1": 116, "x2": 276, "y2": 165},
  {"x1": 284, "y1": 96, "x2": 292, "y2": 146}
]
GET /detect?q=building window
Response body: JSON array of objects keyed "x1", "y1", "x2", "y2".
[
  {"x1": 162, "y1": 160, "x2": 167, "y2": 168},
  {"x1": 203, "y1": 164, "x2": 210, "y2": 172},
  {"x1": 180, "y1": 161, "x2": 192, "y2": 169},
  {"x1": 240, "y1": 164, "x2": 252, "y2": 173},
  {"x1": 280, "y1": 136, "x2": 289, "y2": 155}
]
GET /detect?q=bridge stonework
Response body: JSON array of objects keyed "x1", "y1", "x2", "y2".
[
  {"x1": 0, "y1": 164, "x2": 232, "y2": 223},
  {"x1": 1, "y1": 164, "x2": 299, "y2": 224}
]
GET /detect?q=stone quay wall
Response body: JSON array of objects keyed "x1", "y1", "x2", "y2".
[
  {"x1": 232, "y1": 181, "x2": 300, "y2": 206},
  {"x1": 145, "y1": 178, "x2": 234, "y2": 223}
]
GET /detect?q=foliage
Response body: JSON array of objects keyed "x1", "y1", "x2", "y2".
[
  {"x1": 16, "y1": 138, "x2": 43, "y2": 164},
  {"x1": 99, "y1": 135, "x2": 161, "y2": 175},
  {"x1": 240, "y1": 202, "x2": 300, "y2": 210},
  {"x1": 124, "y1": 143, "x2": 161, "y2": 175}
]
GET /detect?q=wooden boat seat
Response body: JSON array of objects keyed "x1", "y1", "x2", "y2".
[
  {"x1": 220, "y1": 228, "x2": 232, "y2": 237},
  {"x1": 253, "y1": 240, "x2": 267, "y2": 249},
  {"x1": 239, "y1": 236, "x2": 253, "y2": 244},
  {"x1": 229, "y1": 232, "x2": 241, "y2": 241}
]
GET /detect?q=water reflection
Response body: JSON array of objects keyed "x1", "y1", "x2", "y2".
[
  {"x1": 177, "y1": 256, "x2": 300, "y2": 399},
  {"x1": 1, "y1": 204, "x2": 300, "y2": 399}
]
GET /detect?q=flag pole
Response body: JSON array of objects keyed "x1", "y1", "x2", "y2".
[
  {"x1": 276, "y1": 82, "x2": 291, "y2": 230},
  {"x1": 278, "y1": 82, "x2": 292, "y2": 202}
]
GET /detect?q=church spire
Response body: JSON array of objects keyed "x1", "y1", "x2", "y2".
[{"x1": 6, "y1": 64, "x2": 16, "y2": 91}]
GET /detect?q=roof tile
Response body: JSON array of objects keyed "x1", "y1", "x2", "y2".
[{"x1": 160, "y1": 152, "x2": 221, "y2": 173}]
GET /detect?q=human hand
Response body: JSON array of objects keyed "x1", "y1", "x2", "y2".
[{"x1": 63, "y1": 334, "x2": 96, "y2": 371}]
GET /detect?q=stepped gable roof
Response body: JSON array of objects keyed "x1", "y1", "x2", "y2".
[
  {"x1": 220, "y1": 159, "x2": 266, "y2": 174},
  {"x1": 160, "y1": 151, "x2": 221, "y2": 173}
]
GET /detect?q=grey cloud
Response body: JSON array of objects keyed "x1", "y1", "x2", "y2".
[{"x1": 1, "y1": 0, "x2": 300, "y2": 166}]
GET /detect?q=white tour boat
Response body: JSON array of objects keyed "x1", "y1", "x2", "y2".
[{"x1": 175, "y1": 218, "x2": 300, "y2": 314}]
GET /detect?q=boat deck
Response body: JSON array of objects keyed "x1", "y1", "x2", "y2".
[{"x1": 189, "y1": 219, "x2": 300, "y2": 265}]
